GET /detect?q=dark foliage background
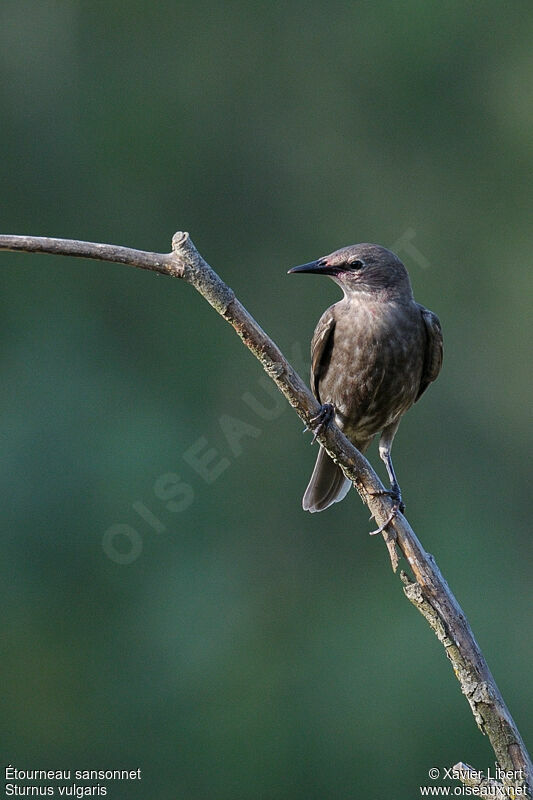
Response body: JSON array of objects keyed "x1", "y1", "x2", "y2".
[{"x1": 1, "y1": 2, "x2": 532, "y2": 797}]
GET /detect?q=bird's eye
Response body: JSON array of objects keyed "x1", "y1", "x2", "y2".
[{"x1": 349, "y1": 259, "x2": 363, "y2": 270}]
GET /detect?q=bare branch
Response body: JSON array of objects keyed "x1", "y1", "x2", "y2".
[
  {"x1": 1, "y1": 230, "x2": 531, "y2": 797},
  {"x1": 0, "y1": 233, "x2": 176, "y2": 275}
]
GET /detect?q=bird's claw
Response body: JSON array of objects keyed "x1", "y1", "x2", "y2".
[
  {"x1": 369, "y1": 504, "x2": 401, "y2": 535},
  {"x1": 368, "y1": 484, "x2": 405, "y2": 535},
  {"x1": 303, "y1": 403, "x2": 335, "y2": 443}
]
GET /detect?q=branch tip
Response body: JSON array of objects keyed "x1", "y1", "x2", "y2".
[{"x1": 172, "y1": 231, "x2": 190, "y2": 251}]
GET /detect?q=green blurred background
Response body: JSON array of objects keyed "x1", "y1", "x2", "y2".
[{"x1": 1, "y1": 2, "x2": 532, "y2": 797}]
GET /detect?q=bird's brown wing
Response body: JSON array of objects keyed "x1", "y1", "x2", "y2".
[
  {"x1": 310, "y1": 312, "x2": 336, "y2": 403},
  {"x1": 416, "y1": 304, "x2": 443, "y2": 401}
]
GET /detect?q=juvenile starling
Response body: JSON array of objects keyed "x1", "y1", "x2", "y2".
[{"x1": 288, "y1": 243, "x2": 443, "y2": 519}]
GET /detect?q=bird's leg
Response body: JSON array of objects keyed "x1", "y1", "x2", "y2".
[
  {"x1": 303, "y1": 403, "x2": 335, "y2": 443},
  {"x1": 380, "y1": 450, "x2": 405, "y2": 513},
  {"x1": 369, "y1": 422, "x2": 405, "y2": 534}
]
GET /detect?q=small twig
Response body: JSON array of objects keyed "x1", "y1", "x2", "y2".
[
  {"x1": 1, "y1": 231, "x2": 531, "y2": 797},
  {"x1": 0, "y1": 233, "x2": 175, "y2": 275}
]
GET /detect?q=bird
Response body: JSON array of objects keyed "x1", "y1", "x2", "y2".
[{"x1": 288, "y1": 243, "x2": 443, "y2": 524}]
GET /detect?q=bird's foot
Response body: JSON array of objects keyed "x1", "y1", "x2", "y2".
[
  {"x1": 303, "y1": 403, "x2": 335, "y2": 443},
  {"x1": 368, "y1": 483, "x2": 405, "y2": 535},
  {"x1": 369, "y1": 506, "x2": 400, "y2": 536}
]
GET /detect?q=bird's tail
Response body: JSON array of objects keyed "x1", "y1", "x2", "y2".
[{"x1": 302, "y1": 447, "x2": 351, "y2": 512}]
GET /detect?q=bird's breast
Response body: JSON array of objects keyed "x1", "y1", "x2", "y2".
[{"x1": 317, "y1": 297, "x2": 424, "y2": 440}]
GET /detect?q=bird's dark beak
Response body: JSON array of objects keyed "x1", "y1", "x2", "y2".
[{"x1": 288, "y1": 260, "x2": 335, "y2": 276}]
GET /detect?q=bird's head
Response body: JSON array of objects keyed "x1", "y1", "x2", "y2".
[{"x1": 288, "y1": 243, "x2": 413, "y2": 299}]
